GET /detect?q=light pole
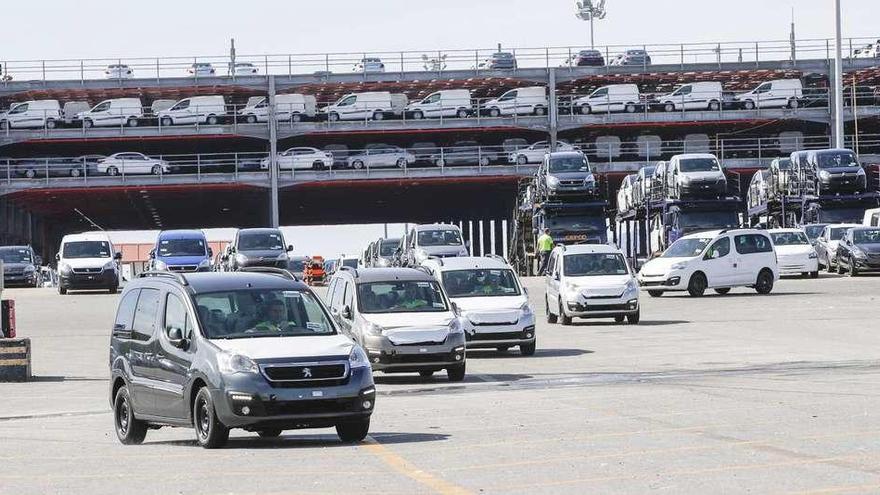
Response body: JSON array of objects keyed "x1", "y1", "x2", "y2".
[
  {"x1": 832, "y1": 0, "x2": 845, "y2": 148},
  {"x1": 575, "y1": 1, "x2": 607, "y2": 49}
]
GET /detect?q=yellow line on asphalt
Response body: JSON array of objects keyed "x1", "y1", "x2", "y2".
[{"x1": 364, "y1": 436, "x2": 471, "y2": 495}]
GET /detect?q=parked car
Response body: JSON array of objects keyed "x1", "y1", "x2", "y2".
[
  {"x1": 574, "y1": 84, "x2": 641, "y2": 114},
  {"x1": 482, "y1": 86, "x2": 548, "y2": 117},
  {"x1": 477, "y1": 52, "x2": 517, "y2": 70},
  {"x1": 147, "y1": 230, "x2": 213, "y2": 273},
  {"x1": 187, "y1": 62, "x2": 216, "y2": 77},
  {"x1": 864, "y1": 208, "x2": 880, "y2": 227},
  {"x1": 406, "y1": 89, "x2": 472, "y2": 119},
  {"x1": 433, "y1": 142, "x2": 498, "y2": 167},
  {"x1": 804, "y1": 148, "x2": 867, "y2": 195},
  {"x1": 320, "y1": 92, "x2": 407, "y2": 121},
  {"x1": 325, "y1": 267, "x2": 466, "y2": 381},
  {"x1": 814, "y1": 223, "x2": 862, "y2": 272},
  {"x1": 238, "y1": 94, "x2": 317, "y2": 123},
  {"x1": 768, "y1": 228, "x2": 819, "y2": 278},
  {"x1": 735, "y1": 79, "x2": 803, "y2": 110},
  {"x1": 638, "y1": 229, "x2": 779, "y2": 297},
  {"x1": 347, "y1": 146, "x2": 415, "y2": 170},
  {"x1": 373, "y1": 238, "x2": 401, "y2": 267},
  {"x1": 352, "y1": 58, "x2": 385, "y2": 73},
  {"x1": 105, "y1": 64, "x2": 134, "y2": 79},
  {"x1": 0, "y1": 100, "x2": 63, "y2": 129},
  {"x1": 76, "y1": 98, "x2": 144, "y2": 128},
  {"x1": 545, "y1": 244, "x2": 640, "y2": 325},
  {"x1": 562, "y1": 49, "x2": 605, "y2": 67},
  {"x1": 835, "y1": 227, "x2": 880, "y2": 275},
  {"x1": 654, "y1": 82, "x2": 724, "y2": 112},
  {"x1": 158, "y1": 96, "x2": 227, "y2": 126},
  {"x1": 109, "y1": 269, "x2": 375, "y2": 448},
  {"x1": 668, "y1": 153, "x2": 728, "y2": 199},
  {"x1": 221, "y1": 228, "x2": 293, "y2": 271},
  {"x1": 262, "y1": 147, "x2": 333, "y2": 171},
  {"x1": 408, "y1": 142, "x2": 439, "y2": 165},
  {"x1": 617, "y1": 174, "x2": 637, "y2": 212},
  {"x1": 633, "y1": 165, "x2": 657, "y2": 206},
  {"x1": 609, "y1": 49, "x2": 652, "y2": 66},
  {"x1": 769, "y1": 157, "x2": 794, "y2": 197},
  {"x1": 56, "y1": 231, "x2": 121, "y2": 294},
  {"x1": 0, "y1": 245, "x2": 41, "y2": 287},
  {"x1": 747, "y1": 169, "x2": 771, "y2": 210},
  {"x1": 402, "y1": 224, "x2": 469, "y2": 267},
  {"x1": 422, "y1": 256, "x2": 536, "y2": 355},
  {"x1": 536, "y1": 151, "x2": 596, "y2": 200},
  {"x1": 231, "y1": 62, "x2": 259, "y2": 75},
  {"x1": 97, "y1": 153, "x2": 169, "y2": 176},
  {"x1": 508, "y1": 141, "x2": 575, "y2": 165},
  {"x1": 801, "y1": 223, "x2": 829, "y2": 245}
]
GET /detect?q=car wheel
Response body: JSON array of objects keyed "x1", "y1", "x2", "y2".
[
  {"x1": 328, "y1": 113, "x2": 340, "y2": 122},
  {"x1": 127, "y1": 117, "x2": 139, "y2": 127},
  {"x1": 447, "y1": 362, "x2": 466, "y2": 382},
  {"x1": 106, "y1": 166, "x2": 118, "y2": 176},
  {"x1": 520, "y1": 341, "x2": 536, "y2": 356},
  {"x1": 744, "y1": 100, "x2": 755, "y2": 110},
  {"x1": 664, "y1": 103, "x2": 675, "y2": 112},
  {"x1": 836, "y1": 257, "x2": 846, "y2": 275},
  {"x1": 826, "y1": 255, "x2": 836, "y2": 273},
  {"x1": 489, "y1": 108, "x2": 500, "y2": 117},
  {"x1": 435, "y1": 159, "x2": 445, "y2": 167},
  {"x1": 627, "y1": 311, "x2": 640, "y2": 325},
  {"x1": 193, "y1": 387, "x2": 229, "y2": 449},
  {"x1": 352, "y1": 160, "x2": 365, "y2": 170},
  {"x1": 456, "y1": 108, "x2": 469, "y2": 118},
  {"x1": 336, "y1": 418, "x2": 370, "y2": 443},
  {"x1": 83, "y1": 119, "x2": 94, "y2": 129},
  {"x1": 291, "y1": 113, "x2": 302, "y2": 123},
  {"x1": 412, "y1": 110, "x2": 424, "y2": 120},
  {"x1": 245, "y1": 115, "x2": 257, "y2": 124},
  {"x1": 788, "y1": 98, "x2": 800, "y2": 109},
  {"x1": 754, "y1": 269, "x2": 775, "y2": 295},
  {"x1": 70, "y1": 168, "x2": 81, "y2": 177},
  {"x1": 533, "y1": 106, "x2": 546, "y2": 116},
  {"x1": 25, "y1": 169, "x2": 36, "y2": 179},
  {"x1": 647, "y1": 290, "x2": 664, "y2": 298},
  {"x1": 161, "y1": 117, "x2": 173, "y2": 127},
  {"x1": 810, "y1": 271, "x2": 819, "y2": 279},
  {"x1": 58, "y1": 286, "x2": 67, "y2": 295},
  {"x1": 546, "y1": 297, "x2": 558, "y2": 323},
  {"x1": 419, "y1": 370, "x2": 434, "y2": 378},
  {"x1": 625, "y1": 103, "x2": 636, "y2": 113},
  {"x1": 516, "y1": 155, "x2": 528, "y2": 165},
  {"x1": 708, "y1": 101, "x2": 721, "y2": 111},
  {"x1": 46, "y1": 119, "x2": 56, "y2": 129},
  {"x1": 206, "y1": 115, "x2": 219, "y2": 125},
  {"x1": 559, "y1": 300, "x2": 572, "y2": 326},
  {"x1": 479, "y1": 156, "x2": 490, "y2": 166},
  {"x1": 396, "y1": 158, "x2": 407, "y2": 168},
  {"x1": 372, "y1": 112, "x2": 384, "y2": 121},
  {"x1": 114, "y1": 386, "x2": 147, "y2": 445},
  {"x1": 614, "y1": 315, "x2": 625, "y2": 324},
  {"x1": 849, "y1": 257, "x2": 859, "y2": 277},
  {"x1": 109, "y1": 284, "x2": 118, "y2": 294},
  {"x1": 151, "y1": 165, "x2": 162, "y2": 175},
  {"x1": 580, "y1": 104, "x2": 591, "y2": 115},
  {"x1": 687, "y1": 272, "x2": 707, "y2": 297},
  {"x1": 257, "y1": 429, "x2": 283, "y2": 438},
  {"x1": 714, "y1": 288, "x2": 731, "y2": 295}
]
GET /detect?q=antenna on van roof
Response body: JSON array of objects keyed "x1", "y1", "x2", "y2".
[{"x1": 73, "y1": 208, "x2": 105, "y2": 231}]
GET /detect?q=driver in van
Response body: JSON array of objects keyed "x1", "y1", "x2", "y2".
[{"x1": 253, "y1": 299, "x2": 289, "y2": 332}]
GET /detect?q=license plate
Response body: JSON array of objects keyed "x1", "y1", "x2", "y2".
[
  {"x1": 564, "y1": 235, "x2": 588, "y2": 241},
  {"x1": 419, "y1": 348, "x2": 428, "y2": 353}
]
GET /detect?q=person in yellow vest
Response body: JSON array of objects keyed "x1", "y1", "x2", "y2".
[{"x1": 537, "y1": 228, "x2": 554, "y2": 275}]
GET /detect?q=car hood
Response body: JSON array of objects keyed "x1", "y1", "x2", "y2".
[
  {"x1": 238, "y1": 249, "x2": 286, "y2": 259},
  {"x1": 565, "y1": 274, "x2": 632, "y2": 292},
  {"x1": 421, "y1": 245, "x2": 466, "y2": 256},
  {"x1": 856, "y1": 242, "x2": 880, "y2": 254},
  {"x1": 819, "y1": 166, "x2": 863, "y2": 175},
  {"x1": 1, "y1": 262, "x2": 34, "y2": 272},
  {"x1": 211, "y1": 334, "x2": 353, "y2": 361},
  {"x1": 775, "y1": 245, "x2": 815, "y2": 257},
  {"x1": 640, "y1": 256, "x2": 693, "y2": 275},
  {"x1": 680, "y1": 171, "x2": 726, "y2": 181},
  {"x1": 549, "y1": 172, "x2": 592, "y2": 181},
  {"x1": 157, "y1": 254, "x2": 208, "y2": 265},
  {"x1": 61, "y1": 257, "x2": 113, "y2": 269},
  {"x1": 362, "y1": 312, "x2": 457, "y2": 345},
  {"x1": 453, "y1": 295, "x2": 527, "y2": 313}
]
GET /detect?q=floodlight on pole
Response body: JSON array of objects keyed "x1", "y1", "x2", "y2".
[{"x1": 575, "y1": 0, "x2": 607, "y2": 49}]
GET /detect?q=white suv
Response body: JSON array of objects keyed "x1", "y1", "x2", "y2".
[
  {"x1": 638, "y1": 229, "x2": 779, "y2": 297},
  {"x1": 544, "y1": 244, "x2": 640, "y2": 325},
  {"x1": 767, "y1": 228, "x2": 819, "y2": 278},
  {"x1": 422, "y1": 256, "x2": 536, "y2": 356}
]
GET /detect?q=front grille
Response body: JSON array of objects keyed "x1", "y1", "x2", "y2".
[
  {"x1": 560, "y1": 180, "x2": 584, "y2": 186},
  {"x1": 584, "y1": 294, "x2": 623, "y2": 300},
  {"x1": 582, "y1": 303, "x2": 631, "y2": 311},
  {"x1": 169, "y1": 265, "x2": 198, "y2": 272},
  {"x1": 386, "y1": 354, "x2": 448, "y2": 364},
  {"x1": 261, "y1": 363, "x2": 347, "y2": 383},
  {"x1": 262, "y1": 398, "x2": 357, "y2": 416},
  {"x1": 469, "y1": 331, "x2": 524, "y2": 341},
  {"x1": 72, "y1": 267, "x2": 102, "y2": 274},
  {"x1": 640, "y1": 281, "x2": 665, "y2": 287}
]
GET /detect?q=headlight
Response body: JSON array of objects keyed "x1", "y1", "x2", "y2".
[
  {"x1": 198, "y1": 259, "x2": 212, "y2": 268},
  {"x1": 415, "y1": 249, "x2": 428, "y2": 260},
  {"x1": 448, "y1": 318, "x2": 464, "y2": 334},
  {"x1": 519, "y1": 301, "x2": 534, "y2": 316},
  {"x1": 680, "y1": 175, "x2": 692, "y2": 183},
  {"x1": 364, "y1": 322, "x2": 385, "y2": 336},
  {"x1": 670, "y1": 262, "x2": 688, "y2": 270},
  {"x1": 217, "y1": 352, "x2": 258, "y2": 375},
  {"x1": 546, "y1": 176, "x2": 560, "y2": 187},
  {"x1": 349, "y1": 346, "x2": 371, "y2": 369},
  {"x1": 808, "y1": 251, "x2": 818, "y2": 259},
  {"x1": 852, "y1": 247, "x2": 867, "y2": 259},
  {"x1": 857, "y1": 168, "x2": 866, "y2": 176},
  {"x1": 624, "y1": 279, "x2": 638, "y2": 293},
  {"x1": 235, "y1": 254, "x2": 248, "y2": 264},
  {"x1": 59, "y1": 262, "x2": 72, "y2": 274},
  {"x1": 104, "y1": 260, "x2": 117, "y2": 270},
  {"x1": 276, "y1": 252, "x2": 289, "y2": 261},
  {"x1": 564, "y1": 281, "x2": 581, "y2": 292},
  {"x1": 153, "y1": 259, "x2": 168, "y2": 271},
  {"x1": 818, "y1": 170, "x2": 831, "y2": 180},
  {"x1": 24, "y1": 265, "x2": 36, "y2": 273},
  {"x1": 458, "y1": 247, "x2": 469, "y2": 256}
]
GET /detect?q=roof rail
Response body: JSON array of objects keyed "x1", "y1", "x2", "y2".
[
  {"x1": 238, "y1": 267, "x2": 300, "y2": 282},
  {"x1": 138, "y1": 270, "x2": 189, "y2": 286},
  {"x1": 425, "y1": 256, "x2": 444, "y2": 266},
  {"x1": 484, "y1": 254, "x2": 508, "y2": 264},
  {"x1": 339, "y1": 266, "x2": 358, "y2": 277},
  {"x1": 415, "y1": 266, "x2": 433, "y2": 275}
]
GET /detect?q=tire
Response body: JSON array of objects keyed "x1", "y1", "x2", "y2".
[
  {"x1": 447, "y1": 362, "x2": 466, "y2": 382},
  {"x1": 826, "y1": 255, "x2": 836, "y2": 273},
  {"x1": 546, "y1": 297, "x2": 558, "y2": 323},
  {"x1": 488, "y1": 108, "x2": 500, "y2": 118},
  {"x1": 419, "y1": 370, "x2": 434, "y2": 378},
  {"x1": 127, "y1": 117, "x2": 138, "y2": 127},
  {"x1": 106, "y1": 166, "x2": 119, "y2": 176},
  {"x1": 788, "y1": 98, "x2": 800, "y2": 109},
  {"x1": 83, "y1": 119, "x2": 94, "y2": 129},
  {"x1": 520, "y1": 341, "x2": 536, "y2": 356},
  {"x1": 559, "y1": 300, "x2": 572, "y2": 326},
  {"x1": 810, "y1": 271, "x2": 819, "y2": 279},
  {"x1": 372, "y1": 112, "x2": 384, "y2": 121},
  {"x1": 108, "y1": 284, "x2": 118, "y2": 294},
  {"x1": 46, "y1": 119, "x2": 56, "y2": 129},
  {"x1": 245, "y1": 115, "x2": 257, "y2": 124},
  {"x1": 25, "y1": 169, "x2": 36, "y2": 179},
  {"x1": 614, "y1": 315, "x2": 625, "y2": 324},
  {"x1": 412, "y1": 110, "x2": 424, "y2": 120},
  {"x1": 58, "y1": 286, "x2": 67, "y2": 295},
  {"x1": 755, "y1": 269, "x2": 775, "y2": 295},
  {"x1": 396, "y1": 158, "x2": 407, "y2": 168},
  {"x1": 193, "y1": 387, "x2": 229, "y2": 449},
  {"x1": 624, "y1": 103, "x2": 636, "y2": 113},
  {"x1": 647, "y1": 290, "x2": 664, "y2": 298},
  {"x1": 708, "y1": 101, "x2": 721, "y2": 111},
  {"x1": 581, "y1": 104, "x2": 592, "y2": 115},
  {"x1": 151, "y1": 165, "x2": 162, "y2": 175},
  {"x1": 257, "y1": 429, "x2": 283, "y2": 438},
  {"x1": 114, "y1": 386, "x2": 147, "y2": 445},
  {"x1": 336, "y1": 418, "x2": 370, "y2": 443},
  {"x1": 456, "y1": 108, "x2": 468, "y2": 118},
  {"x1": 352, "y1": 160, "x2": 365, "y2": 170},
  {"x1": 479, "y1": 156, "x2": 490, "y2": 166},
  {"x1": 627, "y1": 311, "x2": 640, "y2": 325},
  {"x1": 70, "y1": 168, "x2": 81, "y2": 177},
  {"x1": 714, "y1": 288, "x2": 731, "y2": 295},
  {"x1": 687, "y1": 272, "x2": 707, "y2": 297},
  {"x1": 836, "y1": 257, "x2": 845, "y2": 275},
  {"x1": 206, "y1": 115, "x2": 218, "y2": 125},
  {"x1": 161, "y1": 117, "x2": 173, "y2": 127},
  {"x1": 743, "y1": 100, "x2": 755, "y2": 110},
  {"x1": 516, "y1": 155, "x2": 528, "y2": 165},
  {"x1": 328, "y1": 113, "x2": 340, "y2": 122},
  {"x1": 533, "y1": 106, "x2": 546, "y2": 116},
  {"x1": 291, "y1": 113, "x2": 302, "y2": 123},
  {"x1": 849, "y1": 258, "x2": 859, "y2": 277},
  {"x1": 664, "y1": 103, "x2": 675, "y2": 112}
]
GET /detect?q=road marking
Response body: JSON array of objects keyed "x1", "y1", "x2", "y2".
[{"x1": 364, "y1": 436, "x2": 471, "y2": 495}]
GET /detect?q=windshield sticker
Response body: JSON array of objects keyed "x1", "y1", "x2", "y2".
[
  {"x1": 417, "y1": 282, "x2": 432, "y2": 288},
  {"x1": 306, "y1": 322, "x2": 326, "y2": 332},
  {"x1": 432, "y1": 302, "x2": 445, "y2": 308},
  {"x1": 282, "y1": 291, "x2": 301, "y2": 298}
]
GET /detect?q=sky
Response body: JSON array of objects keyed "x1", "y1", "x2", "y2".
[{"x1": 4, "y1": 0, "x2": 877, "y2": 255}]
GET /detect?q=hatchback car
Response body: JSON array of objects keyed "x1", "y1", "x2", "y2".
[
  {"x1": 638, "y1": 229, "x2": 779, "y2": 297},
  {"x1": 814, "y1": 223, "x2": 861, "y2": 272},
  {"x1": 325, "y1": 268, "x2": 466, "y2": 381},
  {"x1": 422, "y1": 256, "x2": 536, "y2": 355},
  {"x1": 544, "y1": 244, "x2": 640, "y2": 325},
  {"x1": 835, "y1": 227, "x2": 880, "y2": 276},
  {"x1": 536, "y1": 151, "x2": 597, "y2": 200},
  {"x1": 109, "y1": 269, "x2": 375, "y2": 448},
  {"x1": 563, "y1": 49, "x2": 605, "y2": 67},
  {"x1": 187, "y1": 63, "x2": 216, "y2": 77},
  {"x1": 0, "y1": 245, "x2": 41, "y2": 287},
  {"x1": 222, "y1": 228, "x2": 293, "y2": 271},
  {"x1": 768, "y1": 228, "x2": 819, "y2": 278}
]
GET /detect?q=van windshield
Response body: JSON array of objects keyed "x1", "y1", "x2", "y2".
[
  {"x1": 770, "y1": 232, "x2": 809, "y2": 246},
  {"x1": 549, "y1": 155, "x2": 590, "y2": 173},
  {"x1": 679, "y1": 158, "x2": 721, "y2": 172},
  {"x1": 158, "y1": 238, "x2": 207, "y2": 257},
  {"x1": 239, "y1": 232, "x2": 284, "y2": 251},
  {"x1": 441, "y1": 269, "x2": 520, "y2": 298},
  {"x1": 802, "y1": 225, "x2": 827, "y2": 241},
  {"x1": 63, "y1": 241, "x2": 111, "y2": 259},
  {"x1": 663, "y1": 238, "x2": 711, "y2": 258},
  {"x1": 854, "y1": 229, "x2": 880, "y2": 244},
  {"x1": 196, "y1": 289, "x2": 335, "y2": 339},
  {"x1": 563, "y1": 253, "x2": 628, "y2": 277},
  {"x1": 0, "y1": 248, "x2": 31, "y2": 264},
  {"x1": 816, "y1": 152, "x2": 859, "y2": 169},
  {"x1": 357, "y1": 281, "x2": 448, "y2": 313},
  {"x1": 380, "y1": 240, "x2": 399, "y2": 256},
  {"x1": 418, "y1": 229, "x2": 463, "y2": 247}
]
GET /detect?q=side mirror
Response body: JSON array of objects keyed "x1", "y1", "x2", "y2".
[
  {"x1": 114, "y1": 252, "x2": 123, "y2": 261},
  {"x1": 207, "y1": 247, "x2": 213, "y2": 257},
  {"x1": 287, "y1": 245, "x2": 294, "y2": 252},
  {"x1": 34, "y1": 256, "x2": 43, "y2": 266},
  {"x1": 341, "y1": 305, "x2": 352, "y2": 320},
  {"x1": 465, "y1": 240, "x2": 471, "y2": 249},
  {"x1": 167, "y1": 327, "x2": 189, "y2": 349},
  {"x1": 553, "y1": 272, "x2": 560, "y2": 281},
  {"x1": 148, "y1": 248, "x2": 156, "y2": 258},
  {"x1": 451, "y1": 302, "x2": 460, "y2": 316},
  {"x1": 55, "y1": 253, "x2": 61, "y2": 262}
]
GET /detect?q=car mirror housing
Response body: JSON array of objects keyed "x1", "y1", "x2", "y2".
[
  {"x1": 287, "y1": 245, "x2": 294, "y2": 252},
  {"x1": 114, "y1": 252, "x2": 123, "y2": 261},
  {"x1": 167, "y1": 327, "x2": 188, "y2": 349},
  {"x1": 341, "y1": 306, "x2": 353, "y2": 320}
]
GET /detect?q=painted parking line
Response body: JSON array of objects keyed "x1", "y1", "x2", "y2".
[{"x1": 364, "y1": 436, "x2": 472, "y2": 495}]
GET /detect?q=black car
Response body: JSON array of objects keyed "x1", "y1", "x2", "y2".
[
  {"x1": 478, "y1": 52, "x2": 517, "y2": 70},
  {"x1": 805, "y1": 149, "x2": 867, "y2": 195},
  {"x1": 564, "y1": 49, "x2": 605, "y2": 67},
  {"x1": 0, "y1": 245, "x2": 41, "y2": 287},
  {"x1": 222, "y1": 228, "x2": 293, "y2": 271},
  {"x1": 432, "y1": 141, "x2": 499, "y2": 167},
  {"x1": 109, "y1": 269, "x2": 375, "y2": 448},
  {"x1": 835, "y1": 227, "x2": 880, "y2": 276}
]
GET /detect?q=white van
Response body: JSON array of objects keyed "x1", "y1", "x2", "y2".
[
  {"x1": 655, "y1": 82, "x2": 723, "y2": 111},
  {"x1": 668, "y1": 153, "x2": 727, "y2": 199},
  {"x1": 406, "y1": 89, "x2": 472, "y2": 119},
  {"x1": 56, "y1": 232, "x2": 121, "y2": 294},
  {"x1": 238, "y1": 93, "x2": 317, "y2": 123},
  {"x1": 320, "y1": 92, "x2": 407, "y2": 121},
  {"x1": 0, "y1": 100, "x2": 63, "y2": 129},
  {"x1": 736, "y1": 79, "x2": 803, "y2": 110},
  {"x1": 62, "y1": 102, "x2": 91, "y2": 125},
  {"x1": 573, "y1": 84, "x2": 640, "y2": 114},
  {"x1": 483, "y1": 86, "x2": 548, "y2": 117},
  {"x1": 77, "y1": 98, "x2": 144, "y2": 128},
  {"x1": 157, "y1": 95, "x2": 227, "y2": 126},
  {"x1": 864, "y1": 208, "x2": 880, "y2": 227}
]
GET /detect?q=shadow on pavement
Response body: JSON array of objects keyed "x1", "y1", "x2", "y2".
[
  {"x1": 150, "y1": 432, "x2": 450, "y2": 449},
  {"x1": 468, "y1": 348, "x2": 592, "y2": 359}
]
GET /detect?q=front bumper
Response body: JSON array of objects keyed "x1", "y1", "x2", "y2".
[
  {"x1": 819, "y1": 175, "x2": 866, "y2": 193},
  {"x1": 363, "y1": 333, "x2": 466, "y2": 372},
  {"x1": 564, "y1": 293, "x2": 639, "y2": 318},
  {"x1": 547, "y1": 184, "x2": 597, "y2": 197},
  {"x1": 3, "y1": 272, "x2": 39, "y2": 286},
  {"x1": 60, "y1": 269, "x2": 118, "y2": 289},
  {"x1": 213, "y1": 366, "x2": 375, "y2": 430},
  {"x1": 466, "y1": 324, "x2": 536, "y2": 348},
  {"x1": 679, "y1": 181, "x2": 726, "y2": 198},
  {"x1": 638, "y1": 273, "x2": 685, "y2": 290},
  {"x1": 777, "y1": 257, "x2": 819, "y2": 276},
  {"x1": 853, "y1": 256, "x2": 880, "y2": 272}
]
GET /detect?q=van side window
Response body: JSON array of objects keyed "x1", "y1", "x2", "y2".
[
  {"x1": 164, "y1": 293, "x2": 192, "y2": 339},
  {"x1": 330, "y1": 279, "x2": 346, "y2": 309},
  {"x1": 591, "y1": 88, "x2": 608, "y2": 98},
  {"x1": 132, "y1": 288, "x2": 161, "y2": 340},
  {"x1": 734, "y1": 234, "x2": 773, "y2": 255},
  {"x1": 705, "y1": 237, "x2": 730, "y2": 259},
  {"x1": 115, "y1": 289, "x2": 140, "y2": 330},
  {"x1": 343, "y1": 281, "x2": 354, "y2": 309},
  {"x1": 326, "y1": 279, "x2": 338, "y2": 307}
]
